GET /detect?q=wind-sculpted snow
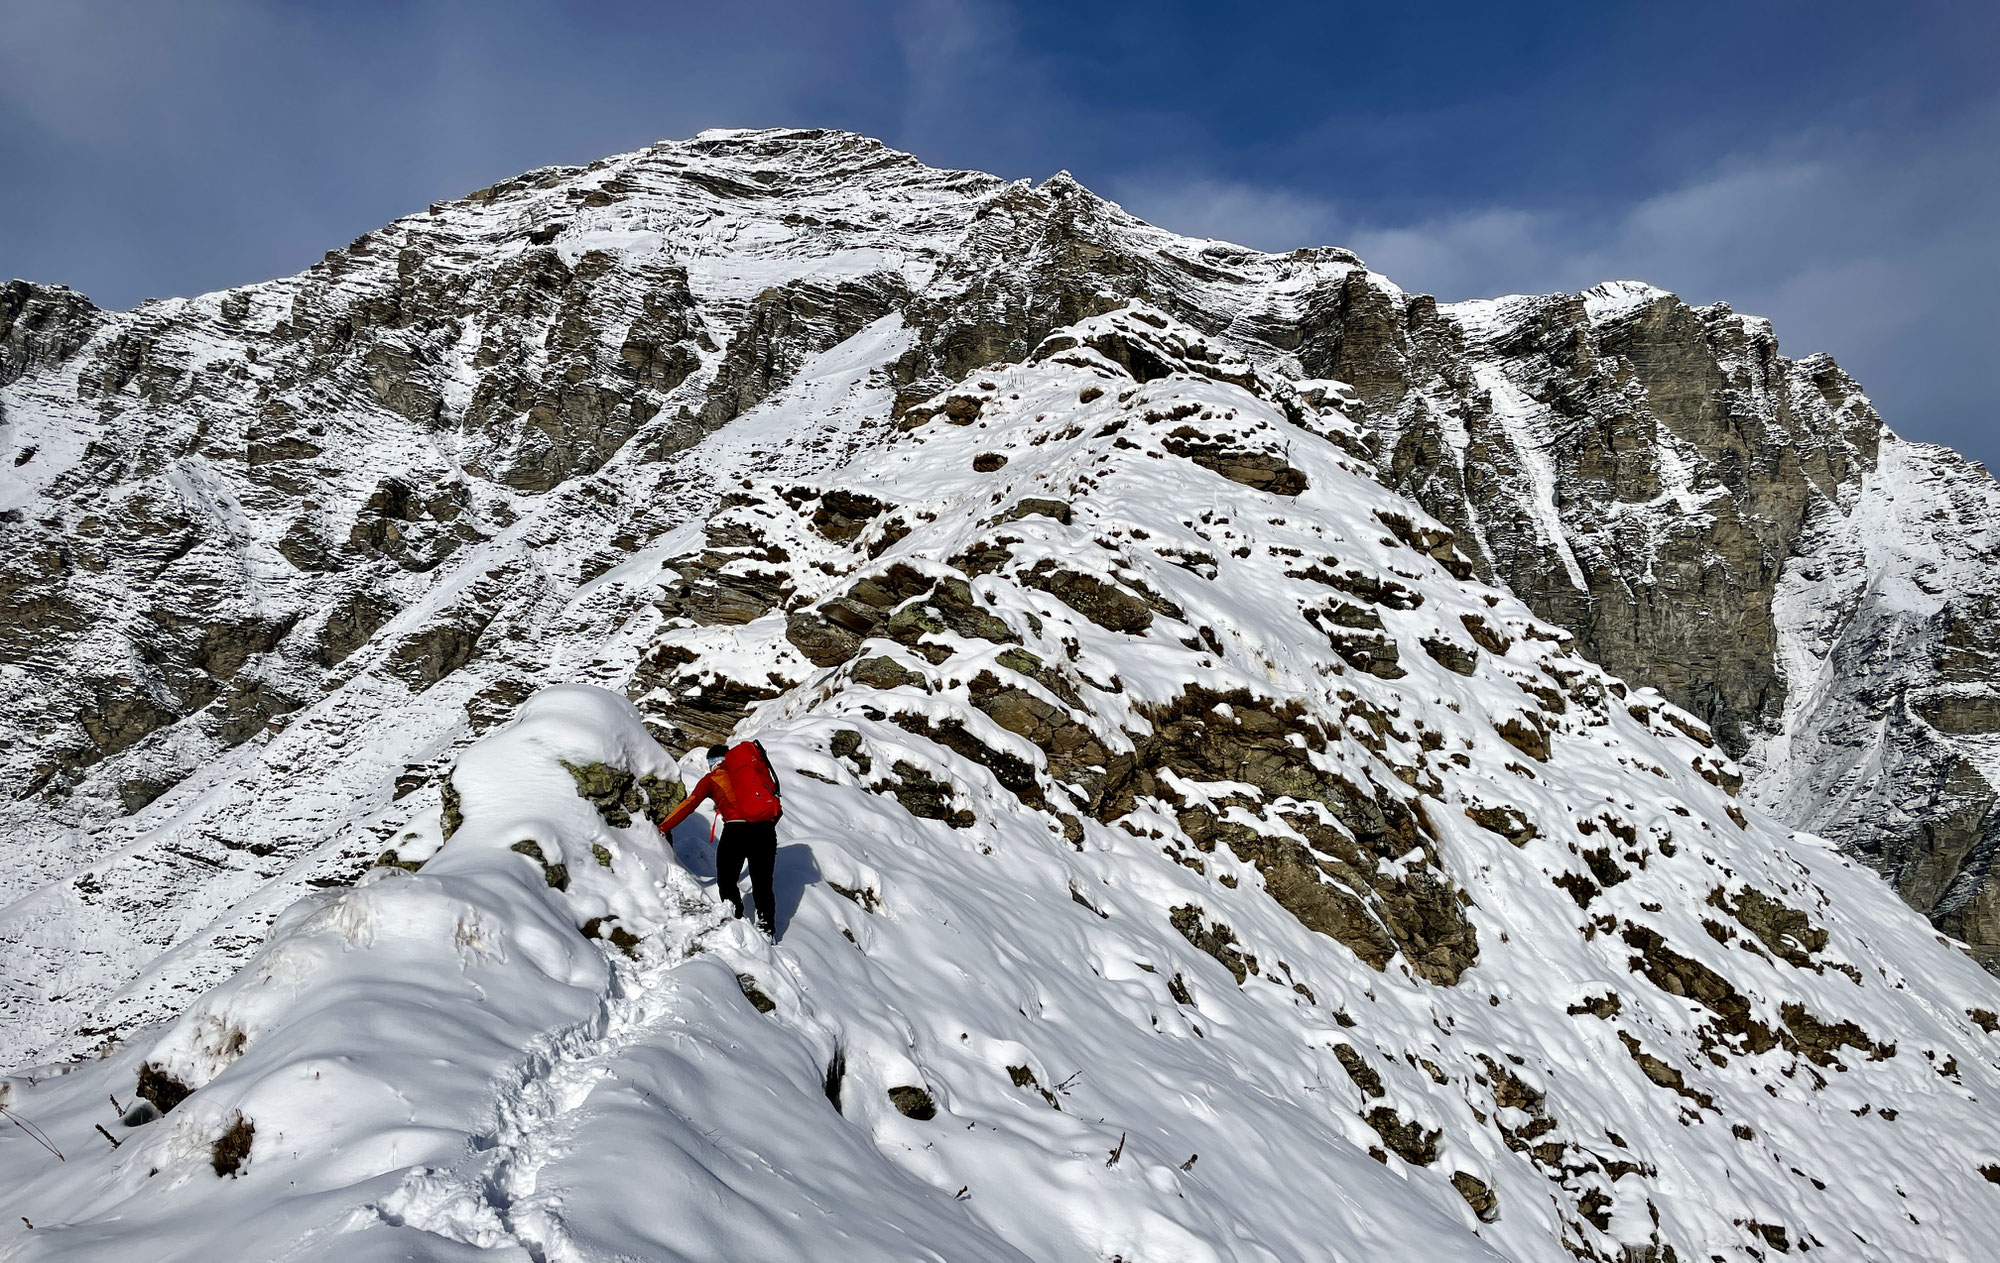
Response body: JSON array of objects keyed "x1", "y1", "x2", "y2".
[{"x1": 8, "y1": 307, "x2": 2000, "y2": 1263}]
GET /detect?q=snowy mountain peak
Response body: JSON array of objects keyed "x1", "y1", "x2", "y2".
[{"x1": 1579, "y1": 279, "x2": 1676, "y2": 324}]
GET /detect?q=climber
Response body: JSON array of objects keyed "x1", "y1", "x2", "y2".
[{"x1": 657, "y1": 741, "x2": 784, "y2": 934}]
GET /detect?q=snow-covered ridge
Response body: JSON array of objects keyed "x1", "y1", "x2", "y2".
[
  {"x1": 8, "y1": 303, "x2": 2000, "y2": 1263},
  {"x1": 1, "y1": 121, "x2": 1994, "y2": 1054}
]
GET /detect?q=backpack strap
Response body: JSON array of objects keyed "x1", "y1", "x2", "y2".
[{"x1": 753, "y1": 739, "x2": 782, "y2": 798}]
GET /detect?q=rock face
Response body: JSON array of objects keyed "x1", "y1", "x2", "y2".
[
  {"x1": 1337, "y1": 282, "x2": 2000, "y2": 968},
  {"x1": 2, "y1": 127, "x2": 1999, "y2": 1068},
  {"x1": 1746, "y1": 442, "x2": 2000, "y2": 968}
]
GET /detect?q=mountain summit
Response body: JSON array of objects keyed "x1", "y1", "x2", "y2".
[{"x1": 4, "y1": 128, "x2": 2000, "y2": 1261}]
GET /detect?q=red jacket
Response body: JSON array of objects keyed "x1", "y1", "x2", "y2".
[{"x1": 657, "y1": 762, "x2": 777, "y2": 833}]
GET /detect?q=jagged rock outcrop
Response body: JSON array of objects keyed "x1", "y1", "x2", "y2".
[{"x1": 1323, "y1": 280, "x2": 2000, "y2": 966}]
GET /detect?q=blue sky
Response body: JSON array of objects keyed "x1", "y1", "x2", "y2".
[{"x1": 2, "y1": 0, "x2": 1994, "y2": 466}]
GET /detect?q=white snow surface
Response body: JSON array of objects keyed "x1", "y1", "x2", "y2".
[
  {"x1": 1464, "y1": 364, "x2": 1589, "y2": 591},
  {"x1": 1579, "y1": 282, "x2": 1674, "y2": 326},
  {"x1": 6, "y1": 304, "x2": 2000, "y2": 1263}
]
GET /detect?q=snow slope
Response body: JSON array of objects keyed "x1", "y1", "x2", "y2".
[{"x1": 7, "y1": 306, "x2": 2000, "y2": 1263}]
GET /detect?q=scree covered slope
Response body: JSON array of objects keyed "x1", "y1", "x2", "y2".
[{"x1": 5, "y1": 305, "x2": 2000, "y2": 1263}]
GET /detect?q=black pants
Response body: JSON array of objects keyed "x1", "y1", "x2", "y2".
[{"x1": 715, "y1": 819, "x2": 778, "y2": 930}]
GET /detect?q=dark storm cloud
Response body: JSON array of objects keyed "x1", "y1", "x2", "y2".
[{"x1": 2, "y1": 0, "x2": 1992, "y2": 466}]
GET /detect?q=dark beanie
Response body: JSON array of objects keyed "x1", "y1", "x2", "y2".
[{"x1": 706, "y1": 743, "x2": 728, "y2": 760}]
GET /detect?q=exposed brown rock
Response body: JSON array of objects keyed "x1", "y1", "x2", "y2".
[
  {"x1": 875, "y1": 760, "x2": 975, "y2": 828},
  {"x1": 1363, "y1": 1106, "x2": 1440, "y2": 1165},
  {"x1": 1161, "y1": 427, "x2": 1309, "y2": 495},
  {"x1": 808, "y1": 489, "x2": 890, "y2": 543},
  {"x1": 1707, "y1": 886, "x2": 1828, "y2": 969},
  {"x1": 887, "y1": 1085, "x2": 937, "y2": 1119},
  {"x1": 1618, "y1": 1031, "x2": 1714, "y2": 1110},
  {"x1": 1001, "y1": 497, "x2": 1073, "y2": 525},
  {"x1": 1621, "y1": 922, "x2": 1777, "y2": 1055},
  {"x1": 1333, "y1": 1044, "x2": 1385, "y2": 1099},
  {"x1": 1020, "y1": 562, "x2": 1154, "y2": 634},
  {"x1": 1464, "y1": 802, "x2": 1537, "y2": 846},
  {"x1": 563, "y1": 760, "x2": 683, "y2": 828},
  {"x1": 1451, "y1": 1171, "x2": 1500, "y2": 1222},
  {"x1": 1494, "y1": 714, "x2": 1550, "y2": 761},
  {"x1": 1422, "y1": 636, "x2": 1479, "y2": 675},
  {"x1": 1101, "y1": 685, "x2": 1477, "y2": 984},
  {"x1": 1170, "y1": 904, "x2": 1251, "y2": 983}
]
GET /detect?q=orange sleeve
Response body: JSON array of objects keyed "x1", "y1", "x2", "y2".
[
  {"x1": 657, "y1": 772, "x2": 713, "y2": 834},
  {"x1": 707, "y1": 766, "x2": 738, "y2": 820}
]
